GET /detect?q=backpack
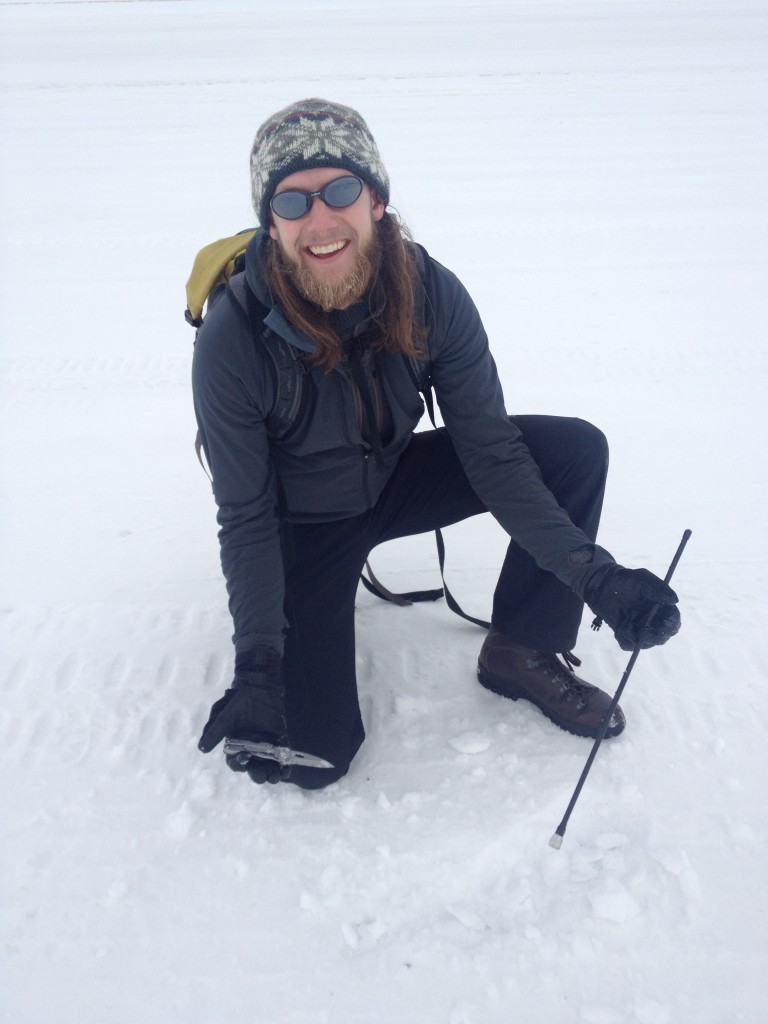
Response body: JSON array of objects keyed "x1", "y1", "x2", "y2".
[{"x1": 185, "y1": 231, "x2": 489, "y2": 628}]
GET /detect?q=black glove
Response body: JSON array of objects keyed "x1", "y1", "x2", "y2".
[
  {"x1": 198, "y1": 648, "x2": 289, "y2": 785},
  {"x1": 585, "y1": 565, "x2": 681, "y2": 652}
]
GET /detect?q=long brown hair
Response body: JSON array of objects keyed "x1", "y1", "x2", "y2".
[{"x1": 263, "y1": 211, "x2": 426, "y2": 372}]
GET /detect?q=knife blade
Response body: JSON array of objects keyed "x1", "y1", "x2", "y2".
[{"x1": 223, "y1": 739, "x2": 335, "y2": 769}]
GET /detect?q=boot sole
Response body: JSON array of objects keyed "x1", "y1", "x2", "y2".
[{"x1": 477, "y1": 666, "x2": 625, "y2": 740}]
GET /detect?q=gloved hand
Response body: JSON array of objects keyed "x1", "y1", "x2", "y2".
[
  {"x1": 198, "y1": 648, "x2": 289, "y2": 784},
  {"x1": 585, "y1": 565, "x2": 681, "y2": 652}
]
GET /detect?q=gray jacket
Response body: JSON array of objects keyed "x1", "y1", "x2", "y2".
[{"x1": 192, "y1": 231, "x2": 614, "y2": 655}]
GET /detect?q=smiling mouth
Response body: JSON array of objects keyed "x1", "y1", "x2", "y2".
[{"x1": 306, "y1": 240, "x2": 349, "y2": 259}]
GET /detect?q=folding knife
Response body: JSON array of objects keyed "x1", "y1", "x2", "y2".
[{"x1": 223, "y1": 739, "x2": 335, "y2": 769}]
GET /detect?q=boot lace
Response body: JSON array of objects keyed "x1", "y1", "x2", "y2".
[{"x1": 548, "y1": 651, "x2": 595, "y2": 709}]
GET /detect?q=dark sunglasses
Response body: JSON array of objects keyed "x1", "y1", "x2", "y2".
[{"x1": 270, "y1": 174, "x2": 365, "y2": 221}]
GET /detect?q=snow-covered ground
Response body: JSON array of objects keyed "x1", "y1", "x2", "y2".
[{"x1": 1, "y1": 1, "x2": 766, "y2": 1021}]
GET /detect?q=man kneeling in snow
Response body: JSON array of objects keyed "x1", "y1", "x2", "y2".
[{"x1": 192, "y1": 99, "x2": 680, "y2": 789}]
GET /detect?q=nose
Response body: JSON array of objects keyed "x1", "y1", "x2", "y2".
[{"x1": 304, "y1": 194, "x2": 337, "y2": 229}]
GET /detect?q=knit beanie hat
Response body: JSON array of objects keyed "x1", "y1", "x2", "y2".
[{"x1": 250, "y1": 98, "x2": 390, "y2": 226}]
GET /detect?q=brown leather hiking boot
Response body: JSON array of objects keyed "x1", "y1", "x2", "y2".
[{"x1": 477, "y1": 629, "x2": 625, "y2": 739}]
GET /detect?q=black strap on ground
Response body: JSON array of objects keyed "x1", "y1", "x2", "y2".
[
  {"x1": 361, "y1": 528, "x2": 491, "y2": 629},
  {"x1": 434, "y1": 527, "x2": 491, "y2": 629},
  {"x1": 360, "y1": 561, "x2": 443, "y2": 606}
]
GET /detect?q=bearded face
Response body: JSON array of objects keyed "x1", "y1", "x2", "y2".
[{"x1": 267, "y1": 166, "x2": 386, "y2": 312}]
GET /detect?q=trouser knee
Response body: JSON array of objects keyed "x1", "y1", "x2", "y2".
[{"x1": 571, "y1": 418, "x2": 609, "y2": 471}]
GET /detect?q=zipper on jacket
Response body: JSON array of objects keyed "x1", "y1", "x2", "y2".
[
  {"x1": 361, "y1": 451, "x2": 373, "y2": 505},
  {"x1": 348, "y1": 338, "x2": 386, "y2": 469}
]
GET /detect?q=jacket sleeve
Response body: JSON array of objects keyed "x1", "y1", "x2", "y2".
[
  {"x1": 191, "y1": 293, "x2": 286, "y2": 655},
  {"x1": 426, "y1": 257, "x2": 615, "y2": 596}
]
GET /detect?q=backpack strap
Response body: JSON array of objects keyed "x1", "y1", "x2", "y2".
[
  {"x1": 243, "y1": 281, "x2": 308, "y2": 438},
  {"x1": 433, "y1": 528, "x2": 491, "y2": 629},
  {"x1": 403, "y1": 353, "x2": 436, "y2": 428},
  {"x1": 359, "y1": 562, "x2": 443, "y2": 606},
  {"x1": 361, "y1": 532, "x2": 490, "y2": 629},
  {"x1": 192, "y1": 272, "x2": 307, "y2": 482},
  {"x1": 361, "y1": 243, "x2": 490, "y2": 630}
]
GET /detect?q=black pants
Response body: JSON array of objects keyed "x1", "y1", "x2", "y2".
[{"x1": 281, "y1": 416, "x2": 608, "y2": 788}]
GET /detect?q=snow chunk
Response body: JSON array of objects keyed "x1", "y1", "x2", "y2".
[
  {"x1": 166, "y1": 801, "x2": 196, "y2": 839},
  {"x1": 728, "y1": 821, "x2": 755, "y2": 844},
  {"x1": 446, "y1": 904, "x2": 488, "y2": 932},
  {"x1": 588, "y1": 879, "x2": 642, "y2": 922},
  {"x1": 394, "y1": 694, "x2": 431, "y2": 715},
  {"x1": 320, "y1": 863, "x2": 344, "y2": 899},
  {"x1": 634, "y1": 1000, "x2": 672, "y2": 1024},
  {"x1": 340, "y1": 917, "x2": 389, "y2": 949},
  {"x1": 448, "y1": 731, "x2": 492, "y2": 755},
  {"x1": 580, "y1": 1007, "x2": 624, "y2": 1024},
  {"x1": 105, "y1": 879, "x2": 128, "y2": 906},
  {"x1": 595, "y1": 831, "x2": 629, "y2": 850},
  {"x1": 450, "y1": 1004, "x2": 482, "y2": 1024},
  {"x1": 650, "y1": 847, "x2": 702, "y2": 902},
  {"x1": 299, "y1": 890, "x2": 321, "y2": 912}
]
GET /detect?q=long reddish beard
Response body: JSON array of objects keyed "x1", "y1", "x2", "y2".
[{"x1": 275, "y1": 231, "x2": 381, "y2": 312}]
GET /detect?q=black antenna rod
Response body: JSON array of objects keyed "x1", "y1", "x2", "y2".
[{"x1": 549, "y1": 529, "x2": 692, "y2": 850}]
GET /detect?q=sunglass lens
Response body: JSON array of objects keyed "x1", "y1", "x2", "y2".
[
  {"x1": 270, "y1": 191, "x2": 309, "y2": 220},
  {"x1": 324, "y1": 176, "x2": 364, "y2": 208}
]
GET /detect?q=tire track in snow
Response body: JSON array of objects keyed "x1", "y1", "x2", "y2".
[
  {"x1": 1, "y1": 604, "x2": 230, "y2": 776},
  {"x1": 0, "y1": 354, "x2": 191, "y2": 392}
]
